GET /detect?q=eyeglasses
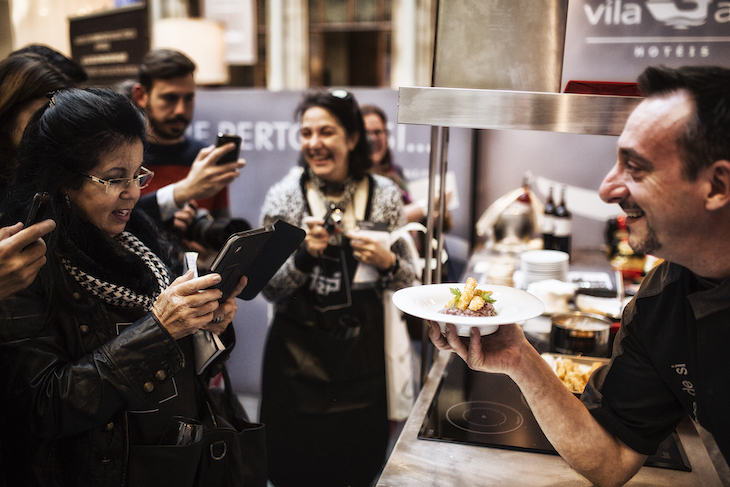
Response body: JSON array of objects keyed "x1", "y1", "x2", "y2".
[
  {"x1": 367, "y1": 129, "x2": 387, "y2": 138},
  {"x1": 78, "y1": 166, "x2": 154, "y2": 195}
]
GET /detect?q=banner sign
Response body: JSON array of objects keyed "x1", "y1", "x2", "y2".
[
  {"x1": 190, "y1": 89, "x2": 474, "y2": 240},
  {"x1": 561, "y1": 0, "x2": 730, "y2": 89},
  {"x1": 69, "y1": 3, "x2": 149, "y2": 87}
]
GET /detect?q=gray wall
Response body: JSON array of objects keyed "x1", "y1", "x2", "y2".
[{"x1": 476, "y1": 129, "x2": 619, "y2": 251}]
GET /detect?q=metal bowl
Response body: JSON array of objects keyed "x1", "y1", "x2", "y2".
[{"x1": 549, "y1": 311, "x2": 612, "y2": 358}]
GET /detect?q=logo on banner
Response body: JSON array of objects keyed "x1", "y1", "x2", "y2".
[
  {"x1": 584, "y1": 0, "x2": 730, "y2": 29},
  {"x1": 646, "y1": 0, "x2": 713, "y2": 29}
]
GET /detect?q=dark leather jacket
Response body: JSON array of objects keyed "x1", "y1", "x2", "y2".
[{"x1": 0, "y1": 277, "x2": 188, "y2": 486}]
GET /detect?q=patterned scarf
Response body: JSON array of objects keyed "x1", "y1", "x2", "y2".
[{"x1": 62, "y1": 231, "x2": 171, "y2": 311}]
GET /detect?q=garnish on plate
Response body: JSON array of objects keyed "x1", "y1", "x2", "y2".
[{"x1": 440, "y1": 277, "x2": 497, "y2": 317}]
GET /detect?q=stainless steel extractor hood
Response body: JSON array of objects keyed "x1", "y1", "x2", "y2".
[{"x1": 398, "y1": 86, "x2": 643, "y2": 137}]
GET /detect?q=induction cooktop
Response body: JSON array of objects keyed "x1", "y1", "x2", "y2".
[{"x1": 418, "y1": 355, "x2": 691, "y2": 471}]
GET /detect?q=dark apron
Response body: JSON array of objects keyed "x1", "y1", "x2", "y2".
[{"x1": 262, "y1": 241, "x2": 386, "y2": 414}]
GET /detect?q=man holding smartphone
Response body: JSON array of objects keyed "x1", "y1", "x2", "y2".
[{"x1": 131, "y1": 49, "x2": 245, "y2": 253}]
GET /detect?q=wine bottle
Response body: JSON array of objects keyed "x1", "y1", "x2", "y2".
[
  {"x1": 542, "y1": 186, "x2": 556, "y2": 250},
  {"x1": 553, "y1": 185, "x2": 572, "y2": 258}
]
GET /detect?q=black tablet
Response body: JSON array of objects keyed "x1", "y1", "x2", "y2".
[{"x1": 209, "y1": 219, "x2": 306, "y2": 301}]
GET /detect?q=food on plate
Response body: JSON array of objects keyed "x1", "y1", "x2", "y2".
[
  {"x1": 439, "y1": 277, "x2": 497, "y2": 317},
  {"x1": 552, "y1": 356, "x2": 603, "y2": 394}
]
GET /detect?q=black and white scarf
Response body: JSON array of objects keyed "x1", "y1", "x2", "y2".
[{"x1": 62, "y1": 231, "x2": 171, "y2": 310}]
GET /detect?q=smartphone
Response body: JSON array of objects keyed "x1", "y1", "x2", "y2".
[
  {"x1": 215, "y1": 133, "x2": 242, "y2": 164},
  {"x1": 24, "y1": 192, "x2": 51, "y2": 227}
]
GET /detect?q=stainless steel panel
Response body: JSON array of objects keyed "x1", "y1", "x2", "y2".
[
  {"x1": 398, "y1": 87, "x2": 643, "y2": 136},
  {"x1": 433, "y1": 0, "x2": 569, "y2": 92}
]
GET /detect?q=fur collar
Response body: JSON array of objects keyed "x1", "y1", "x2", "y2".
[{"x1": 59, "y1": 210, "x2": 166, "y2": 295}]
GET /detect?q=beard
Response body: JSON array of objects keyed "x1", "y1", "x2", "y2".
[
  {"x1": 628, "y1": 220, "x2": 662, "y2": 256},
  {"x1": 146, "y1": 110, "x2": 189, "y2": 142}
]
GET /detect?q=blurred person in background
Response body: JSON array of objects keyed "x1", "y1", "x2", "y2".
[
  {"x1": 131, "y1": 49, "x2": 248, "y2": 257},
  {"x1": 362, "y1": 103, "x2": 454, "y2": 283},
  {"x1": 258, "y1": 89, "x2": 416, "y2": 487},
  {"x1": 430, "y1": 65, "x2": 730, "y2": 486},
  {"x1": 0, "y1": 52, "x2": 74, "y2": 189},
  {"x1": 0, "y1": 53, "x2": 67, "y2": 301},
  {"x1": 8, "y1": 43, "x2": 88, "y2": 86},
  {"x1": 0, "y1": 87, "x2": 245, "y2": 486}
]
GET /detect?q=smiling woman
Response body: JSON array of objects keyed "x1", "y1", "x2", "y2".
[
  {"x1": 0, "y1": 88, "x2": 246, "y2": 487},
  {"x1": 258, "y1": 89, "x2": 417, "y2": 487},
  {"x1": 66, "y1": 140, "x2": 151, "y2": 237}
]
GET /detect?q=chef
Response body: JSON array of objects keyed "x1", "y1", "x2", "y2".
[{"x1": 430, "y1": 64, "x2": 730, "y2": 486}]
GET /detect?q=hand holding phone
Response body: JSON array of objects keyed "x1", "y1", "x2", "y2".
[
  {"x1": 24, "y1": 192, "x2": 50, "y2": 227},
  {"x1": 215, "y1": 133, "x2": 242, "y2": 165}
]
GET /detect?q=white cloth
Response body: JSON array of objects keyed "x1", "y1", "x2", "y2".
[{"x1": 383, "y1": 288, "x2": 415, "y2": 421}]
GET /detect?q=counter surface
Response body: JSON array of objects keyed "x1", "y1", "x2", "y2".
[{"x1": 376, "y1": 351, "x2": 723, "y2": 487}]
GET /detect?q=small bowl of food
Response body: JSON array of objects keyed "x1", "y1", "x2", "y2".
[{"x1": 541, "y1": 353, "x2": 608, "y2": 395}]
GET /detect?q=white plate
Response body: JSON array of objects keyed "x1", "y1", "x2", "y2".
[
  {"x1": 392, "y1": 283, "x2": 545, "y2": 336},
  {"x1": 521, "y1": 250, "x2": 570, "y2": 264}
]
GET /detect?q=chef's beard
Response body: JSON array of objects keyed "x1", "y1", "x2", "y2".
[{"x1": 628, "y1": 220, "x2": 662, "y2": 256}]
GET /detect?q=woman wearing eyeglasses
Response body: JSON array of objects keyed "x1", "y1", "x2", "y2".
[
  {"x1": 0, "y1": 88, "x2": 246, "y2": 487},
  {"x1": 259, "y1": 89, "x2": 416, "y2": 487}
]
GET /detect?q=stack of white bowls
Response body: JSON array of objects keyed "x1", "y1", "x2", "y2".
[{"x1": 520, "y1": 250, "x2": 569, "y2": 288}]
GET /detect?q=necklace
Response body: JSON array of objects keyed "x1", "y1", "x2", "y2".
[{"x1": 307, "y1": 168, "x2": 359, "y2": 216}]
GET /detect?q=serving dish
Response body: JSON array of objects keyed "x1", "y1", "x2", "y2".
[{"x1": 392, "y1": 283, "x2": 544, "y2": 336}]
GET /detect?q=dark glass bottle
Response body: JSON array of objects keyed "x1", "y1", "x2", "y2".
[
  {"x1": 542, "y1": 186, "x2": 556, "y2": 250},
  {"x1": 553, "y1": 185, "x2": 572, "y2": 258}
]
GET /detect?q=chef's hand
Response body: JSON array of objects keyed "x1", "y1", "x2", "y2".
[
  {"x1": 428, "y1": 321, "x2": 530, "y2": 375},
  {"x1": 303, "y1": 216, "x2": 335, "y2": 258},
  {"x1": 347, "y1": 230, "x2": 395, "y2": 271}
]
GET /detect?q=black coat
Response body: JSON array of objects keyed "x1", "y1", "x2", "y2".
[{"x1": 0, "y1": 210, "x2": 229, "y2": 486}]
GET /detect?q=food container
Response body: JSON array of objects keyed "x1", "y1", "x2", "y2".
[{"x1": 549, "y1": 311, "x2": 612, "y2": 358}]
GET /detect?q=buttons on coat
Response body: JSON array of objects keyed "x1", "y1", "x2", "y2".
[
  {"x1": 143, "y1": 381, "x2": 155, "y2": 393},
  {"x1": 155, "y1": 369, "x2": 167, "y2": 381},
  {"x1": 104, "y1": 421, "x2": 114, "y2": 431},
  {"x1": 79, "y1": 324, "x2": 90, "y2": 335}
]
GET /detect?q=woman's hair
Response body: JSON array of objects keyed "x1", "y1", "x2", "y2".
[
  {"x1": 0, "y1": 88, "x2": 162, "y2": 314},
  {"x1": 5, "y1": 88, "x2": 147, "y2": 211},
  {"x1": 295, "y1": 89, "x2": 372, "y2": 180},
  {"x1": 360, "y1": 103, "x2": 387, "y2": 124},
  {"x1": 9, "y1": 44, "x2": 88, "y2": 85},
  {"x1": 0, "y1": 53, "x2": 74, "y2": 186}
]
